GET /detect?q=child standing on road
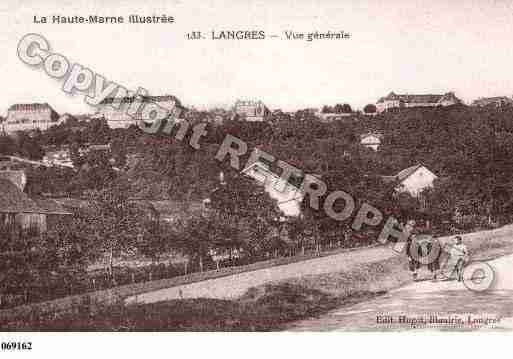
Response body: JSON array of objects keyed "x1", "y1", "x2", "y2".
[
  {"x1": 406, "y1": 231, "x2": 421, "y2": 280},
  {"x1": 450, "y1": 236, "x2": 469, "y2": 281}
]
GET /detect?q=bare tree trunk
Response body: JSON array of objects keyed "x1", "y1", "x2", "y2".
[
  {"x1": 108, "y1": 248, "x2": 113, "y2": 276},
  {"x1": 108, "y1": 247, "x2": 116, "y2": 285}
]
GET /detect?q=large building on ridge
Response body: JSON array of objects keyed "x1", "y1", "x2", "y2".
[
  {"x1": 2, "y1": 103, "x2": 60, "y2": 133},
  {"x1": 376, "y1": 92, "x2": 461, "y2": 113},
  {"x1": 233, "y1": 100, "x2": 271, "y2": 121},
  {"x1": 471, "y1": 96, "x2": 513, "y2": 108},
  {"x1": 94, "y1": 95, "x2": 182, "y2": 128}
]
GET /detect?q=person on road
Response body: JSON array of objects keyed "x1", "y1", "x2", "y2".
[
  {"x1": 405, "y1": 228, "x2": 421, "y2": 280},
  {"x1": 447, "y1": 236, "x2": 469, "y2": 281},
  {"x1": 423, "y1": 234, "x2": 441, "y2": 280},
  {"x1": 407, "y1": 232, "x2": 441, "y2": 281}
]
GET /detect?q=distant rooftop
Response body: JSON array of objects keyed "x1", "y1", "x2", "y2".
[
  {"x1": 472, "y1": 96, "x2": 513, "y2": 106},
  {"x1": 8, "y1": 103, "x2": 56, "y2": 112},
  {"x1": 359, "y1": 132, "x2": 383, "y2": 140},
  {"x1": 377, "y1": 91, "x2": 460, "y2": 104},
  {"x1": 99, "y1": 95, "x2": 180, "y2": 105},
  {"x1": 235, "y1": 100, "x2": 265, "y2": 106}
]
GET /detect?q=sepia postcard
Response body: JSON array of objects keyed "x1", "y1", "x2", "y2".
[{"x1": 1, "y1": 0, "x2": 513, "y2": 356}]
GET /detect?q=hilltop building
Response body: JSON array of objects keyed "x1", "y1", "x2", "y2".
[
  {"x1": 471, "y1": 96, "x2": 513, "y2": 108},
  {"x1": 2, "y1": 103, "x2": 60, "y2": 133},
  {"x1": 318, "y1": 113, "x2": 353, "y2": 122},
  {"x1": 233, "y1": 100, "x2": 271, "y2": 121},
  {"x1": 94, "y1": 95, "x2": 182, "y2": 128},
  {"x1": 376, "y1": 92, "x2": 461, "y2": 113}
]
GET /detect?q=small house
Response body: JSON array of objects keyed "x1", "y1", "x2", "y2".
[
  {"x1": 382, "y1": 164, "x2": 438, "y2": 197},
  {"x1": 0, "y1": 178, "x2": 71, "y2": 233},
  {"x1": 360, "y1": 133, "x2": 383, "y2": 151},
  {"x1": 241, "y1": 162, "x2": 304, "y2": 217}
]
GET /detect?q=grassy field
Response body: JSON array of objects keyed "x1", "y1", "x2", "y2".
[{"x1": 5, "y1": 227, "x2": 513, "y2": 331}]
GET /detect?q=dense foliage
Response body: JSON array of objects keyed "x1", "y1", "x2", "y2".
[{"x1": 2, "y1": 104, "x2": 513, "y2": 309}]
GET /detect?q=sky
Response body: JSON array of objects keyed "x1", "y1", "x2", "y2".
[{"x1": 1, "y1": 0, "x2": 513, "y2": 115}]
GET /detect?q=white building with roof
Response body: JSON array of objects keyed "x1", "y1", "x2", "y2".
[
  {"x1": 376, "y1": 92, "x2": 461, "y2": 113},
  {"x1": 360, "y1": 133, "x2": 383, "y2": 151},
  {"x1": 233, "y1": 100, "x2": 270, "y2": 121},
  {"x1": 471, "y1": 96, "x2": 513, "y2": 107},
  {"x1": 382, "y1": 164, "x2": 438, "y2": 197},
  {"x1": 95, "y1": 95, "x2": 182, "y2": 128},
  {"x1": 2, "y1": 103, "x2": 60, "y2": 133},
  {"x1": 241, "y1": 162, "x2": 304, "y2": 217}
]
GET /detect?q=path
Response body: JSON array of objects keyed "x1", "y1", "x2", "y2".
[
  {"x1": 126, "y1": 225, "x2": 513, "y2": 306},
  {"x1": 288, "y1": 254, "x2": 513, "y2": 331},
  {"x1": 126, "y1": 245, "x2": 394, "y2": 304}
]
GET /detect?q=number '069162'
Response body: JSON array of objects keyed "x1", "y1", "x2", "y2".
[{"x1": 1, "y1": 342, "x2": 32, "y2": 350}]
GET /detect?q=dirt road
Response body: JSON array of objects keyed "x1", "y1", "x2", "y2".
[
  {"x1": 288, "y1": 254, "x2": 513, "y2": 331},
  {"x1": 126, "y1": 225, "x2": 513, "y2": 307},
  {"x1": 125, "y1": 245, "x2": 395, "y2": 304}
]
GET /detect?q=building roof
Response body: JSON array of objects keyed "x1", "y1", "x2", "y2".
[
  {"x1": 99, "y1": 95, "x2": 180, "y2": 105},
  {"x1": 242, "y1": 161, "x2": 303, "y2": 193},
  {"x1": 8, "y1": 103, "x2": 56, "y2": 112},
  {"x1": 234, "y1": 99, "x2": 266, "y2": 106},
  {"x1": 233, "y1": 100, "x2": 270, "y2": 114},
  {"x1": 395, "y1": 164, "x2": 423, "y2": 182},
  {"x1": 381, "y1": 164, "x2": 437, "y2": 184},
  {"x1": 359, "y1": 133, "x2": 383, "y2": 141},
  {"x1": 381, "y1": 164, "x2": 420, "y2": 184},
  {"x1": 88, "y1": 144, "x2": 111, "y2": 151},
  {"x1": 377, "y1": 92, "x2": 460, "y2": 104},
  {"x1": 471, "y1": 96, "x2": 513, "y2": 106}
]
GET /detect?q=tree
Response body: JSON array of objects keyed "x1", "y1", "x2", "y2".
[
  {"x1": 341, "y1": 103, "x2": 353, "y2": 113},
  {"x1": 17, "y1": 132, "x2": 44, "y2": 160},
  {"x1": 209, "y1": 176, "x2": 282, "y2": 256},
  {"x1": 364, "y1": 104, "x2": 377, "y2": 114},
  {"x1": 333, "y1": 104, "x2": 344, "y2": 113},
  {"x1": 176, "y1": 216, "x2": 216, "y2": 272},
  {"x1": 88, "y1": 179, "x2": 148, "y2": 282},
  {"x1": 321, "y1": 105, "x2": 333, "y2": 114},
  {"x1": 70, "y1": 150, "x2": 116, "y2": 194},
  {"x1": 0, "y1": 135, "x2": 17, "y2": 155},
  {"x1": 135, "y1": 220, "x2": 168, "y2": 264}
]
